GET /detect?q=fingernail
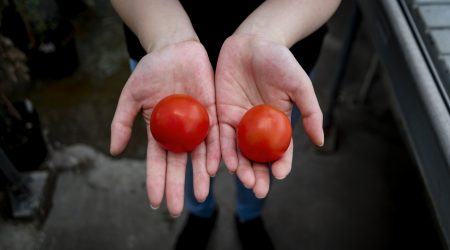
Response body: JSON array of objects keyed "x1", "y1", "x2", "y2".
[
  {"x1": 275, "y1": 175, "x2": 286, "y2": 180},
  {"x1": 318, "y1": 131, "x2": 325, "y2": 147},
  {"x1": 171, "y1": 213, "x2": 181, "y2": 218},
  {"x1": 255, "y1": 193, "x2": 266, "y2": 199},
  {"x1": 150, "y1": 204, "x2": 159, "y2": 210}
]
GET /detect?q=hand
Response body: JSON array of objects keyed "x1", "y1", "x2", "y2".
[
  {"x1": 110, "y1": 40, "x2": 220, "y2": 217},
  {"x1": 215, "y1": 34, "x2": 324, "y2": 198}
]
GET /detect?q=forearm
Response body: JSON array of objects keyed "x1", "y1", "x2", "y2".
[
  {"x1": 111, "y1": 0, "x2": 198, "y2": 52},
  {"x1": 236, "y1": 0, "x2": 341, "y2": 47}
]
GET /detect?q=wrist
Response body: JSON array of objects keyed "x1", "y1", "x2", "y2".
[
  {"x1": 233, "y1": 0, "x2": 299, "y2": 48},
  {"x1": 235, "y1": 21, "x2": 288, "y2": 47},
  {"x1": 234, "y1": 0, "x2": 341, "y2": 49},
  {"x1": 113, "y1": 0, "x2": 199, "y2": 53},
  {"x1": 142, "y1": 29, "x2": 199, "y2": 53}
]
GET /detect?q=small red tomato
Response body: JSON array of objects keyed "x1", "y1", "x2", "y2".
[
  {"x1": 237, "y1": 104, "x2": 292, "y2": 163},
  {"x1": 150, "y1": 94, "x2": 209, "y2": 153}
]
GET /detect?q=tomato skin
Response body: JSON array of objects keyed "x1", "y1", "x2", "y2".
[
  {"x1": 237, "y1": 104, "x2": 292, "y2": 163},
  {"x1": 150, "y1": 94, "x2": 209, "y2": 153}
]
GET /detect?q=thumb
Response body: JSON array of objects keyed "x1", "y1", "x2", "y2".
[
  {"x1": 110, "y1": 88, "x2": 140, "y2": 155},
  {"x1": 290, "y1": 69, "x2": 324, "y2": 147}
]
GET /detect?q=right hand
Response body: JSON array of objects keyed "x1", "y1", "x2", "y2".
[
  {"x1": 110, "y1": 40, "x2": 220, "y2": 217},
  {"x1": 215, "y1": 34, "x2": 324, "y2": 198}
]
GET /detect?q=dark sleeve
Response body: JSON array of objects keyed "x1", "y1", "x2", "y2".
[
  {"x1": 123, "y1": 24, "x2": 147, "y2": 61},
  {"x1": 121, "y1": 0, "x2": 328, "y2": 73},
  {"x1": 290, "y1": 25, "x2": 328, "y2": 74}
]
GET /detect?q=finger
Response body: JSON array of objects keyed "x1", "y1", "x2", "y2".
[
  {"x1": 219, "y1": 124, "x2": 238, "y2": 172},
  {"x1": 271, "y1": 140, "x2": 293, "y2": 180},
  {"x1": 110, "y1": 88, "x2": 140, "y2": 155},
  {"x1": 165, "y1": 152, "x2": 188, "y2": 217},
  {"x1": 236, "y1": 151, "x2": 255, "y2": 189},
  {"x1": 191, "y1": 142, "x2": 210, "y2": 202},
  {"x1": 146, "y1": 136, "x2": 167, "y2": 209},
  {"x1": 253, "y1": 163, "x2": 270, "y2": 199},
  {"x1": 291, "y1": 71, "x2": 324, "y2": 147},
  {"x1": 206, "y1": 121, "x2": 221, "y2": 177}
]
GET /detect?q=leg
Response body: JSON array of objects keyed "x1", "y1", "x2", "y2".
[
  {"x1": 185, "y1": 157, "x2": 217, "y2": 218},
  {"x1": 175, "y1": 158, "x2": 218, "y2": 250},
  {"x1": 234, "y1": 174, "x2": 274, "y2": 250},
  {"x1": 235, "y1": 175, "x2": 266, "y2": 222}
]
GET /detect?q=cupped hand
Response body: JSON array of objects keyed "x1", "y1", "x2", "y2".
[
  {"x1": 110, "y1": 40, "x2": 220, "y2": 217},
  {"x1": 215, "y1": 34, "x2": 324, "y2": 198}
]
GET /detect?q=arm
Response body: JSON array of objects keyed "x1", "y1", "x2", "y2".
[
  {"x1": 110, "y1": 0, "x2": 220, "y2": 217},
  {"x1": 111, "y1": 0, "x2": 198, "y2": 52},
  {"x1": 236, "y1": 0, "x2": 341, "y2": 47},
  {"x1": 216, "y1": 0, "x2": 341, "y2": 197}
]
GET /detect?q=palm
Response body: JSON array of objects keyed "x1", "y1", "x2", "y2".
[
  {"x1": 128, "y1": 42, "x2": 215, "y2": 128},
  {"x1": 111, "y1": 41, "x2": 220, "y2": 216},
  {"x1": 216, "y1": 35, "x2": 324, "y2": 198}
]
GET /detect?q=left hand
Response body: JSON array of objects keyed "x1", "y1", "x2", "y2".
[{"x1": 110, "y1": 40, "x2": 220, "y2": 217}]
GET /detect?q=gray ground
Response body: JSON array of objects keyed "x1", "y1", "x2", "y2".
[{"x1": 0, "y1": 0, "x2": 443, "y2": 249}]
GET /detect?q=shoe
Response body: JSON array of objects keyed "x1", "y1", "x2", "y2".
[
  {"x1": 174, "y1": 209, "x2": 218, "y2": 250},
  {"x1": 235, "y1": 215, "x2": 275, "y2": 250}
]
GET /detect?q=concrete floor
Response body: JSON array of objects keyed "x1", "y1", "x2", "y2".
[{"x1": 0, "y1": 0, "x2": 444, "y2": 249}]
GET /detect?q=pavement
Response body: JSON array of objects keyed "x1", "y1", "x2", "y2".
[{"x1": 0, "y1": 0, "x2": 444, "y2": 249}]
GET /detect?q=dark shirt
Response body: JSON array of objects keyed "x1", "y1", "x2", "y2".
[{"x1": 123, "y1": 0, "x2": 327, "y2": 73}]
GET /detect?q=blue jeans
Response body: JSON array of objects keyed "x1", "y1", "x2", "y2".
[{"x1": 129, "y1": 58, "x2": 302, "y2": 222}]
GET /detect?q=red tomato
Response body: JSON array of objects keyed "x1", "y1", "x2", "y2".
[
  {"x1": 237, "y1": 104, "x2": 292, "y2": 163},
  {"x1": 150, "y1": 94, "x2": 209, "y2": 153}
]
